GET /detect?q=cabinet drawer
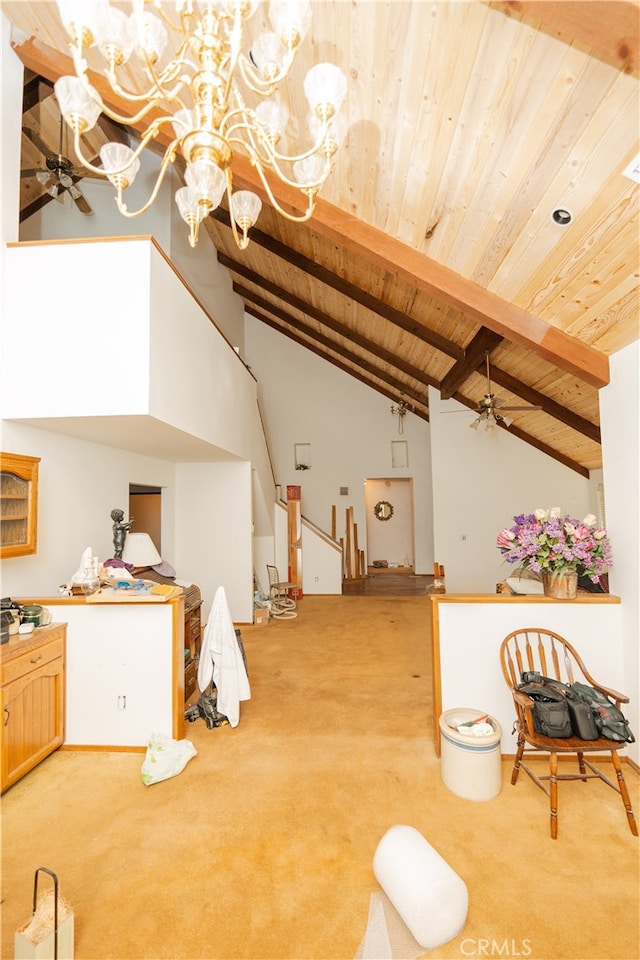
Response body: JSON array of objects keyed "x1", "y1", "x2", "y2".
[
  {"x1": 185, "y1": 660, "x2": 198, "y2": 703},
  {"x1": 1, "y1": 636, "x2": 65, "y2": 686}
]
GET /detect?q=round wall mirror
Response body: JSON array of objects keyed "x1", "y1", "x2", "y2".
[{"x1": 374, "y1": 500, "x2": 394, "y2": 521}]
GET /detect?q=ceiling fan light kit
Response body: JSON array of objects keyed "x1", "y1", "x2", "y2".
[
  {"x1": 53, "y1": 0, "x2": 349, "y2": 250},
  {"x1": 444, "y1": 351, "x2": 540, "y2": 434},
  {"x1": 22, "y1": 112, "x2": 95, "y2": 214}
]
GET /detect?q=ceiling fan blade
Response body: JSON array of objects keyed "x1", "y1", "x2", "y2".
[
  {"x1": 22, "y1": 125, "x2": 53, "y2": 159},
  {"x1": 69, "y1": 185, "x2": 94, "y2": 215},
  {"x1": 21, "y1": 168, "x2": 44, "y2": 178}
]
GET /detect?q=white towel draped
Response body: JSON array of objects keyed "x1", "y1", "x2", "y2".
[{"x1": 197, "y1": 586, "x2": 251, "y2": 727}]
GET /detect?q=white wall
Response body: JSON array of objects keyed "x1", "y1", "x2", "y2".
[
  {"x1": 244, "y1": 314, "x2": 435, "y2": 574},
  {"x1": 168, "y1": 199, "x2": 245, "y2": 354},
  {"x1": 429, "y1": 385, "x2": 593, "y2": 593},
  {"x1": 600, "y1": 340, "x2": 639, "y2": 765},
  {"x1": 174, "y1": 461, "x2": 253, "y2": 621}
]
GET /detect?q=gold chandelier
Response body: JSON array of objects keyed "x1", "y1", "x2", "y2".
[{"x1": 53, "y1": 0, "x2": 348, "y2": 249}]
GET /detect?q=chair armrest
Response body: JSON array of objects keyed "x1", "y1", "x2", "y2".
[
  {"x1": 512, "y1": 689, "x2": 536, "y2": 732},
  {"x1": 576, "y1": 664, "x2": 629, "y2": 705},
  {"x1": 588, "y1": 683, "x2": 629, "y2": 706},
  {"x1": 513, "y1": 689, "x2": 533, "y2": 707}
]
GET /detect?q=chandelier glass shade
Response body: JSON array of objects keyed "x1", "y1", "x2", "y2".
[{"x1": 53, "y1": 0, "x2": 349, "y2": 249}]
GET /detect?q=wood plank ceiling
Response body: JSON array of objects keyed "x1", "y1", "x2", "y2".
[{"x1": 4, "y1": 1, "x2": 639, "y2": 478}]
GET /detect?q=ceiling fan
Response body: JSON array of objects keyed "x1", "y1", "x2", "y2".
[
  {"x1": 21, "y1": 119, "x2": 94, "y2": 215},
  {"x1": 446, "y1": 351, "x2": 541, "y2": 433}
]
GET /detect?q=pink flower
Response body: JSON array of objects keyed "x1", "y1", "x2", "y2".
[
  {"x1": 497, "y1": 528, "x2": 515, "y2": 549},
  {"x1": 573, "y1": 525, "x2": 591, "y2": 540}
]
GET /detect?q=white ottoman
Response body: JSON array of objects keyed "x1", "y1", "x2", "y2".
[{"x1": 373, "y1": 824, "x2": 468, "y2": 950}]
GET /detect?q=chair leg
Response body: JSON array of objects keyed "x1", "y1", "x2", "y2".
[
  {"x1": 610, "y1": 750, "x2": 639, "y2": 836},
  {"x1": 550, "y1": 751, "x2": 558, "y2": 840},
  {"x1": 512, "y1": 734, "x2": 525, "y2": 785},
  {"x1": 577, "y1": 750, "x2": 587, "y2": 781}
]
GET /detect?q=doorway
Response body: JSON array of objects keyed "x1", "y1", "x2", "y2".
[
  {"x1": 364, "y1": 478, "x2": 415, "y2": 571},
  {"x1": 129, "y1": 484, "x2": 162, "y2": 555}
]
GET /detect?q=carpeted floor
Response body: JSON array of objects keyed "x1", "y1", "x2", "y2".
[{"x1": 1, "y1": 596, "x2": 638, "y2": 959}]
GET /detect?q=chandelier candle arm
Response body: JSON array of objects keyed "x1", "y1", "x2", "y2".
[{"x1": 54, "y1": 0, "x2": 349, "y2": 250}]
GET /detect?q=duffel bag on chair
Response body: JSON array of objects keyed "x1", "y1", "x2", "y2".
[
  {"x1": 517, "y1": 679, "x2": 572, "y2": 738},
  {"x1": 571, "y1": 683, "x2": 635, "y2": 743},
  {"x1": 518, "y1": 674, "x2": 599, "y2": 739}
]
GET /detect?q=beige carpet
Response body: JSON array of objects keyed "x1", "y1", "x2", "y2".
[{"x1": 1, "y1": 596, "x2": 638, "y2": 959}]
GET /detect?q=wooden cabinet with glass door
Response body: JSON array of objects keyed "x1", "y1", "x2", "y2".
[{"x1": 0, "y1": 453, "x2": 40, "y2": 558}]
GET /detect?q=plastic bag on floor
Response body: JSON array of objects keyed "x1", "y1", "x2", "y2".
[{"x1": 140, "y1": 732, "x2": 197, "y2": 786}]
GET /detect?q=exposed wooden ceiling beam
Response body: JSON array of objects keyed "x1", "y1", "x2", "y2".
[
  {"x1": 212, "y1": 209, "x2": 463, "y2": 360},
  {"x1": 10, "y1": 33, "x2": 610, "y2": 389},
  {"x1": 442, "y1": 327, "x2": 601, "y2": 442},
  {"x1": 485, "y1": 365, "x2": 601, "y2": 443},
  {"x1": 236, "y1": 282, "x2": 431, "y2": 409},
  {"x1": 246, "y1": 304, "x2": 430, "y2": 418},
  {"x1": 440, "y1": 329, "x2": 504, "y2": 397},
  {"x1": 223, "y1": 255, "x2": 439, "y2": 392},
  {"x1": 226, "y1": 243, "x2": 602, "y2": 446},
  {"x1": 238, "y1": 278, "x2": 593, "y2": 474},
  {"x1": 486, "y1": 1, "x2": 640, "y2": 76},
  {"x1": 275, "y1": 196, "x2": 610, "y2": 389}
]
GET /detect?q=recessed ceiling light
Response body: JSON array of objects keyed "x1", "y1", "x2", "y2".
[{"x1": 551, "y1": 208, "x2": 573, "y2": 226}]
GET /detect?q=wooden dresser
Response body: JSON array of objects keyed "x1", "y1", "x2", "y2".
[
  {"x1": 142, "y1": 570, "x2": 203, "y2": 706},
  {"x1": 1, "y1": 622, "x2": 66, "y2": 793}
]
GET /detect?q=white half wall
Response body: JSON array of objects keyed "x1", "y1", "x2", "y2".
[{"x1": 18, "y1": 122, "x2": 245, "y2": 350}]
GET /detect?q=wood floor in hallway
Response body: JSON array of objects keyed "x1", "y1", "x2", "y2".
[{"x1": 342, "y1": 570, "x2": 433, "y2": 596}]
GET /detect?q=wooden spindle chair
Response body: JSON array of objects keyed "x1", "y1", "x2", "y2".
[{"x1": 499, "y1": 627, "x2": 637, "y2": 839}]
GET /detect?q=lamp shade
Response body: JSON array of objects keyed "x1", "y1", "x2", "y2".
[{"x1": 122, "y1": 532, "x2": 161, "y2": 567}]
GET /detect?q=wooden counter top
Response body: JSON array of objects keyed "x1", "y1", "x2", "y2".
[{"x1": 429, "y1": 592, "x2": 620, "y2": 604}]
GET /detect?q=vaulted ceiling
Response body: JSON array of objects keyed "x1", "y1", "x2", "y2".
[{"x1": 5, "y1": 1, "x2": 640, "y2": 478}]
